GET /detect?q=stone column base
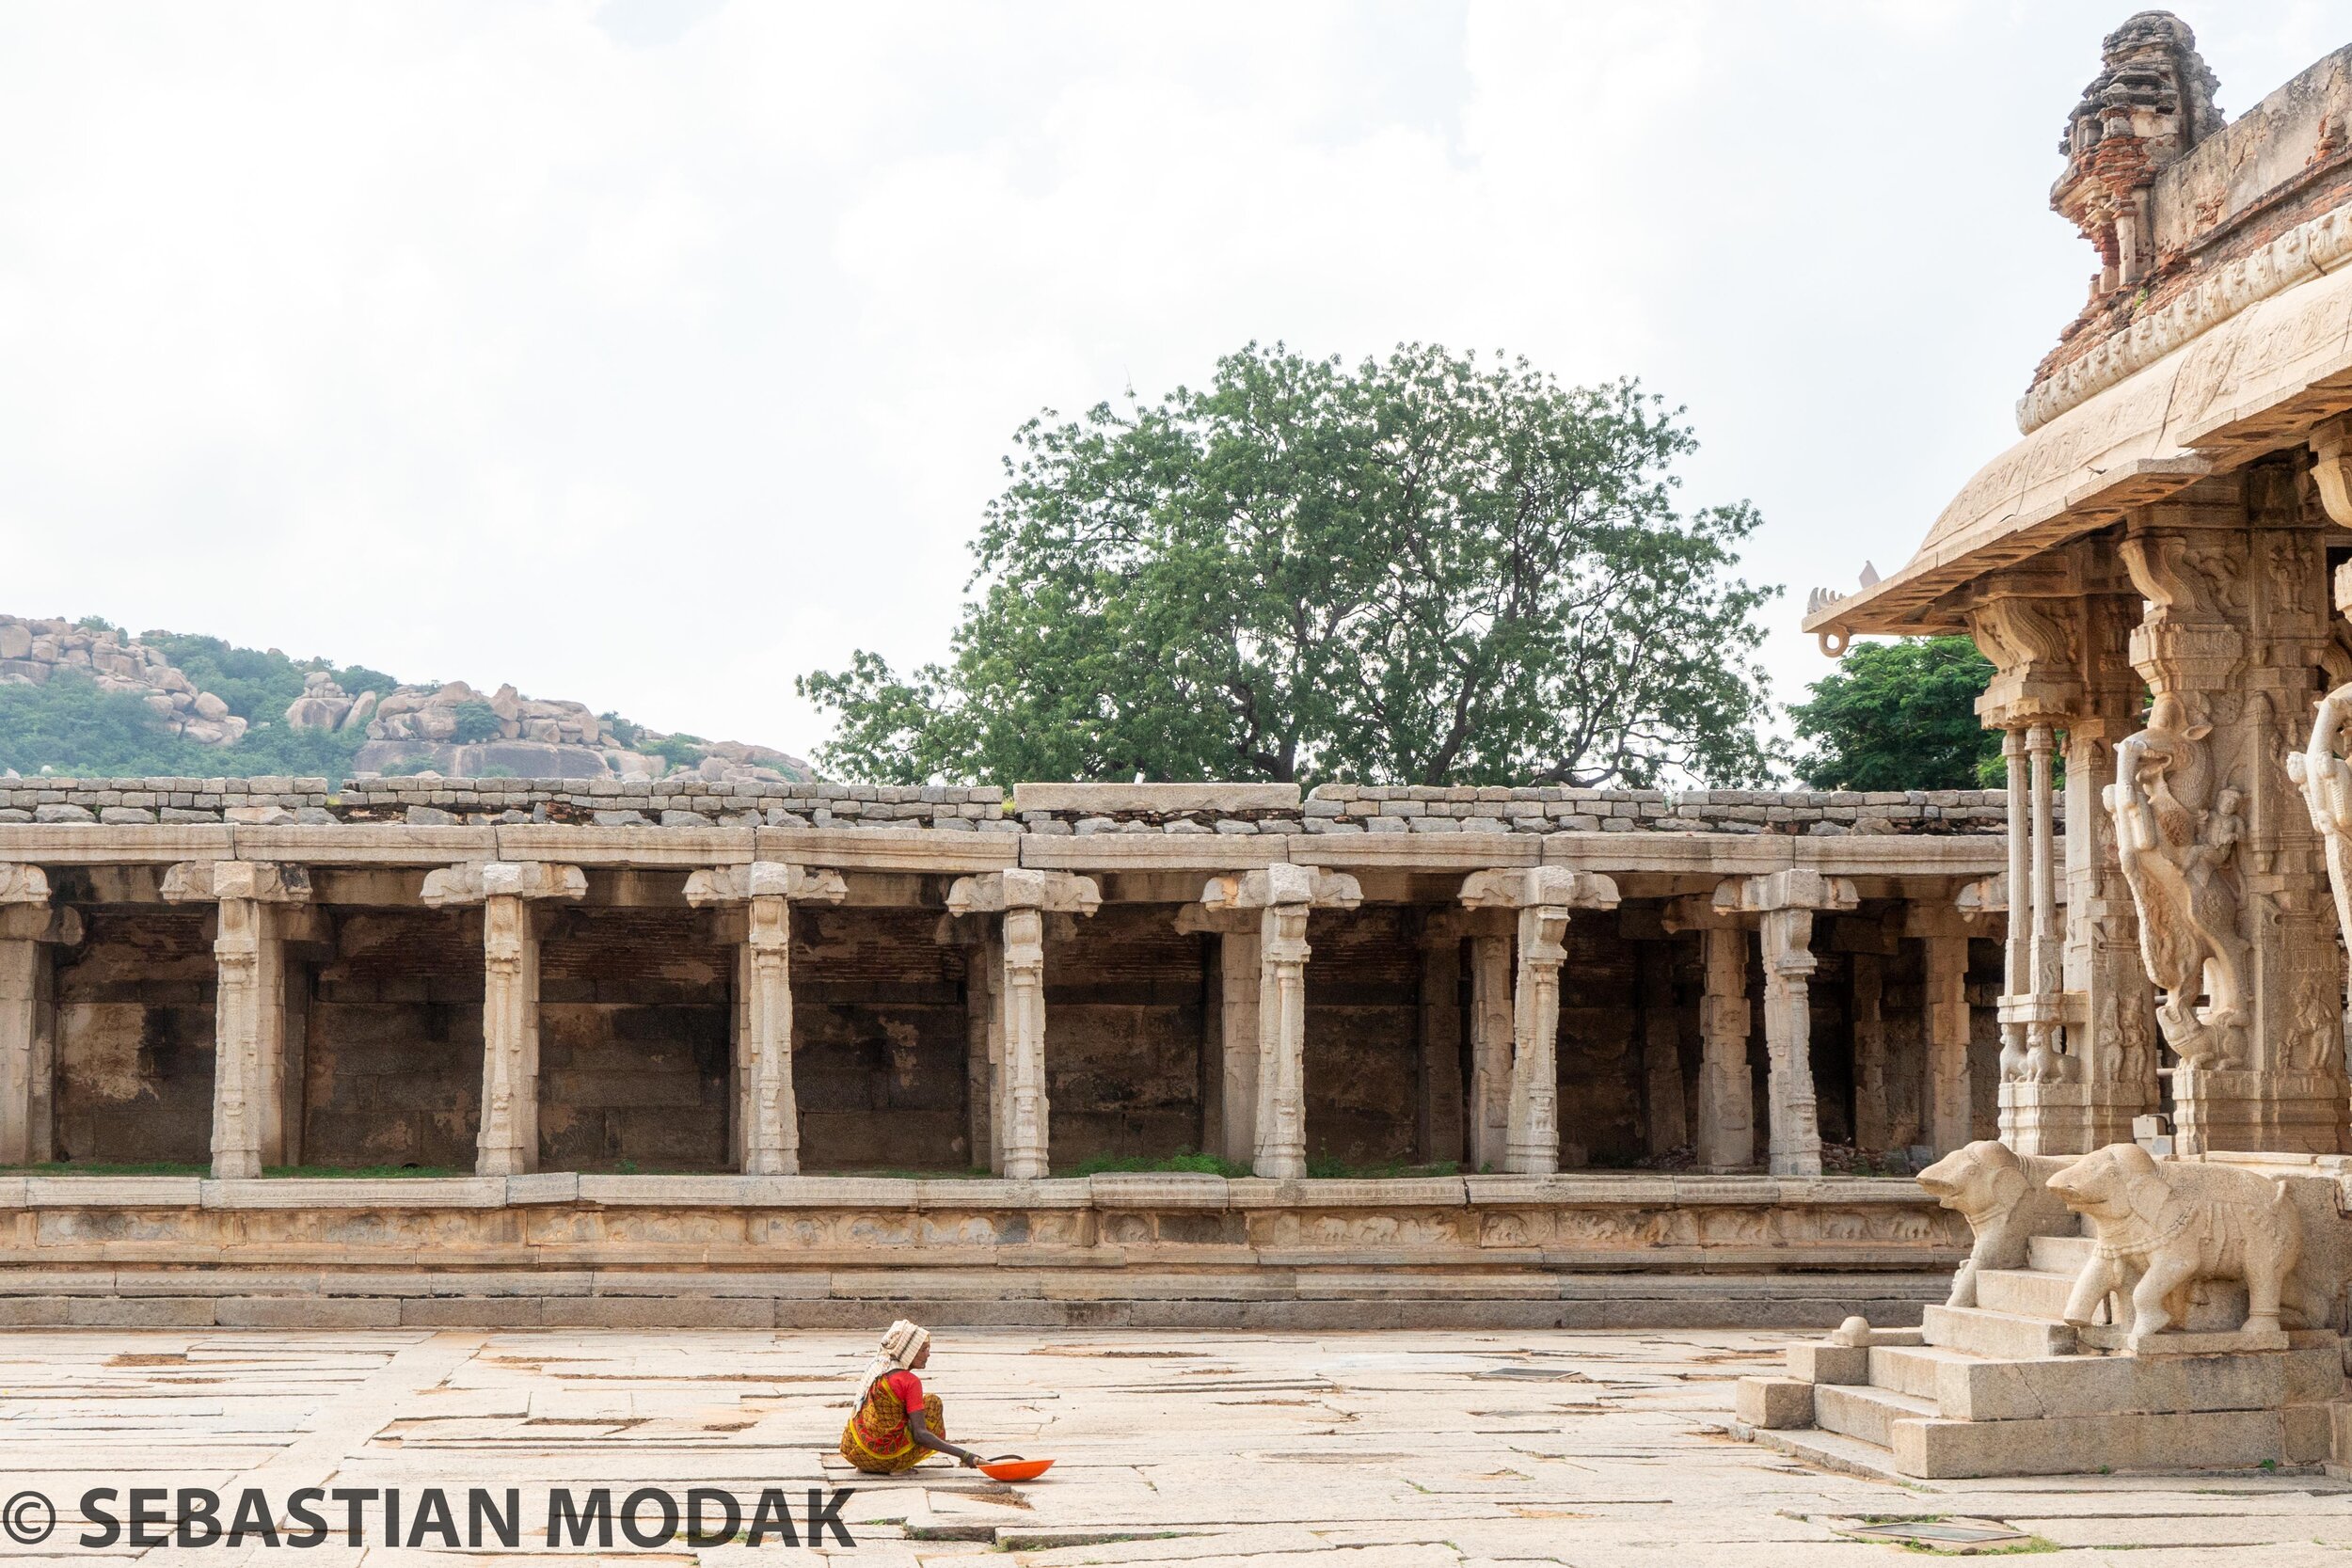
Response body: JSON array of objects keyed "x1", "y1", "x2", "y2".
[
  {"x1": 2173, "y1": 1068, "x2": 2349, "y2": 1155},
  {"x1": 1996, "y1": 1080, "x2": 2144, "y2": 1156}
]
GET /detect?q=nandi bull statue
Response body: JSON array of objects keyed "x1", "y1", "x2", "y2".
[{"x1": 2047, "y1": 1143, "x2": 2309, "y2": 1350}]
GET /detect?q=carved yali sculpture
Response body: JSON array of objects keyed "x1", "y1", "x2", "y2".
[
  {"x1": 2288, "y1": 682, "x2": 2352, "y2": 1000},
  {"x1": 2047, "y1": 1143, "x2": 2306, "y2": 1348},
  {"x1": 2103, "y1": 691, "x2": 2249, "y2": 1068},
  {"x1": 1915, "y1": 1140, "x2": 2078, "y2": 1308}
]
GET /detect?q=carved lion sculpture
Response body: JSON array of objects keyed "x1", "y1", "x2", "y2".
[
  {"x1": 1915, "y1": 1140, "x2": 2078, "y2": 1308},
  {"x1": 2047, "y1": 1142, "x2": 2303, "y2": 1346}
]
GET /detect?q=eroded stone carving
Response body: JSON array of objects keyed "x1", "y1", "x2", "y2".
[
  {"x1": 2049, "y1": 1143, "x2": 2303, "y2": 1347},
  {"x1": 2104, "y1": 691, "x2": 2248, "y2": 1068},
  {"x1": 1915, "y1": 1140, "x2": 2078, "y2": 1308},
  {"x1": 2288, "y1": 684, "x2": 2352, "y2": 1022}
]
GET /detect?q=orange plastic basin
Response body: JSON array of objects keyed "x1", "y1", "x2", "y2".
[{"x1": 978, "y1": 1458, "x2": 1054, "y2": 1481}]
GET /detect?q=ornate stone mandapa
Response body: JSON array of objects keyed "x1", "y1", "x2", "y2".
[
  {"x1": 1915, "y1": 1140, "x2": 2078, "y2": 1309},
  {"x1": 2049, "y1": 1143, "x2": 2305, "y2": 1349}
]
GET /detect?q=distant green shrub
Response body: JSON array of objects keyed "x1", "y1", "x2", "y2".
[{"x1": 449, "y1": 701, "x2": 505, "y2": 745}]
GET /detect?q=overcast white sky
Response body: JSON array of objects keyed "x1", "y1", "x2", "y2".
[{"x1": 1, "y1": 2, "x2": 2340, "y2": 768}]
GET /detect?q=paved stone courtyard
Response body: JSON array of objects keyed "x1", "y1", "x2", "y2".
[{"x1": 0, "y1": 1329, "x2": 2344, "y2": 1564}]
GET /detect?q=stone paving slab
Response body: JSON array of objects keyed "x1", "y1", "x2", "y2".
[{"x1": 0, "y1": 1329, "x2": 2341, "y2": 1563}]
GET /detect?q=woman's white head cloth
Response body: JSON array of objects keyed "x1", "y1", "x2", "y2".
[{"x1": 850, "y1": 1319, "x2": 930, "y2": 1404}]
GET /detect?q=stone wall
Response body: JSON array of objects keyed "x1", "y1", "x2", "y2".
[
  {"x1": 54, "y1": 908, "x2": 215, "y2": 1164},
  {"x1": 0, "y1": 776, "x2": 2016, "y2": 836},
  {"x1": 1044, "y1": 906, "x2": 1207, "y2": 1165},
  {"x1": 538, "y1": 906, "x2": 732, "y2": 1172},
  {"x1": 793, "y1": 906, "x2": 972, "y2": 1171},
  {"x1": 305, "y1": 907, "x2": 483, "y2": 1169}
]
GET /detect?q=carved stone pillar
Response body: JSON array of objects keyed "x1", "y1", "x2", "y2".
[
  {"x1": 947, "y1": 868, "x2": 1102, "y2": 1180},
  {"x1": 1685, "y1": 921, "x2": 1754, "y2": 1173},
  {"x1": 1198, "y1": 864, "x2": 1361, "y2": 1180},
  {"x1": 1459, "y1": 868, "x2": 1619, "y2": 1176},
  {"x1": 1415, "y1": 917, "x2": 1464, "y2": 1165},
  {"x1": 1216, "y1": 929, "x2": 1260, "y2": 1168},
  {"x1": 1711, "y1": 871, "x2": 1857, "y2": 1177},
  {"x1": 686, "y1": 862, "x2": 848, "y2": 1176},
  {"x1": 1636, "y1": 941, "x2": 1689, "y2": 1158},
  {"x1": 162, "y1": 862, "x2": 312, "y2": 1179},
  {"x1": 968, "y1": 930, "x2": 1002, "y2": 1172},
  {"x1": 421, "y1": 861, "x2": 586, "y2": 1177},
  {"x1": 1466, "y1": 933, "x2": 1513, "y2": 1171},
  {"x1": 1851, "y1": 950, "x2": 1888, "y2": 1151},
  {"x1": 0, "y1": 867, "x2": 77, "y2": 1167},
  {"x1": 1906, "y1": 900, "x2": 1977, "y2": 1156},
  {"x1": 2064, "y1": 592, "x2": 2163, "y2": 1146},
  {"x1": 1968, "y1": 588, "x2": 2098, "y2": 1152},
  {"x1": 2113, "y1": 484, "x2": 2345, "y2": 1154}
]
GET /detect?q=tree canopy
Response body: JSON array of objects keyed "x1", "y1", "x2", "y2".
[
  {"x1": 800, "y1": 342, "x2": 1780, "y2": 788},
  {"x1": 1788, "y1": 635, "x2": 1998, "y2": 791}
]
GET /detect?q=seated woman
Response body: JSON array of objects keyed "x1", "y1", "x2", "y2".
[{"x1": 839, "y1": 1320, "x2": 981, "y2": 1475}]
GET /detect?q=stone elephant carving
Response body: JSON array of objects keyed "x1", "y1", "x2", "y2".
[
  {"x1": 2047, "y1": 1143, "x2": 2305, "y2": 1346},
  {"x1": 1915, "y1": 1140, "x2": 2077, "y2": 1308}
]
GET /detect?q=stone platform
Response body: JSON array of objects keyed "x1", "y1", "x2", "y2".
[
  {"x1": 3, "y1": 1325, "x2": 2347, "y2": 1565},
  {"x1": 0, "y1": 1171, "x2": 1962, "y2": 1329}
]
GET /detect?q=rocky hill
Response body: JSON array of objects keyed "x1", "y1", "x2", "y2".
[{"x1": 0, "y1": 615, "x2": 811, "y2": 784}]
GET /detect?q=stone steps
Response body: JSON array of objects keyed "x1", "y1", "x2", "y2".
[
  {"x1": 1867, "y1": 1342, "x2": 1979, "y2": 1402},
  {"x1": 2027, "y1": 1232, "x2": 2092, "y2": 1274},
  {"x1": 1738, "y1": 1221, "x2": 2345, "y2": 1481},
  {"x1": 1814, "y1": 1382, "x2": 1939, "y2": 1448},
  {"x1": 1890, "y1": 1404, "x2": 2329, "y2": 1480},
  {"x1": 1974, "y1": 1265, "x2": 2076, "y2": 1320},
  {"x1": 1922, "y1": 1301, "x2": 2078, "y2": 1358}
]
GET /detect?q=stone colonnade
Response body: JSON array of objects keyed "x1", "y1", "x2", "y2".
[{"x1": 0, "y1": 839, "x2": 2004, "y2": 1180}]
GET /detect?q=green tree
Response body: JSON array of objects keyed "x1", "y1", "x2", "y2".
[
  {"x1": 801, "y1": 342, "x2": 1780, "y2": 787},
  {"x1": 1788, "y1": 636, "x2": 1997, "y2": 790}
]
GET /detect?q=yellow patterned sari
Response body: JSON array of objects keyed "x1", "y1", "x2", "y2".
[{"x1": 839, "y1": 1372, "x2": 948, "y2": 1474}]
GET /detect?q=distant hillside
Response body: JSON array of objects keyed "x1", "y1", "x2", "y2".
[{"x1": 0, "y1": 615, "x2": 811, "y2": 784}]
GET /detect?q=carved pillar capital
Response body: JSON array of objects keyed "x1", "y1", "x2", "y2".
[
  {"x1": 161, "y1": 861, "x2": 312, "y2": 906},
  {"x1": 419, "y1": 861, "x2": 585, "y2": 908}
]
